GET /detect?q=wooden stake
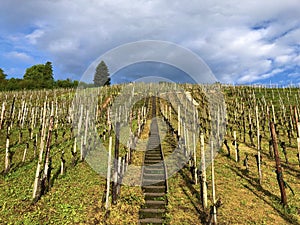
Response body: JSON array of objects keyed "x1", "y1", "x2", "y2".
[
  {"x1": 60, "y1": 150, "x2": 65, "y2": 175},
  {"x1": 112, "y1": 122, "x2": 120, "y2": 204},
  {"x1": 200, "y1": 133, "x2": 207, "y2": 209},
  {"x1": 256, "y1": 106, "x2": 262, "y2": 184},
  {"x1": 270, "y1": 122, "x2": 287, "y2": 206},
  {"x1": 178, "y1": 106, "x2": 181, "y2": 137},
  {"x1": 4, "y1": 135, "x2": 10, "y2": 173},
  {"x1": 77, "y1": 105, "x2": 83, "y2": 137},
  {"x1": 84, "y1": 110, "x2": 89, "y2": 146},
  {"x1": 272, "y1": 103, "x2": 276, "y2": 124},
  {"x1": 297, "y1": 123, "x2": 300, "y2": 167},
  {"x1": 22, "y1": 142, "x2": 29, "y2": 163},
  {"x1": 4, "y1": 97, "x2": 15, "y2": 174},
  {"x1": 193, "y1": 132, "x2": 198, "y2": 184},
  {"x1": 211, "y1": 141, "x2": 217, "y2": 224},
  {"x1": 234, "y1": 131, "x2": 237, "y2": 162},
  {"x1": 105, "y1": 136, "x2": 113, "y2": 209},
  {"x1": 0, "y1": 101, "x2": 5, "y2": 130},
  {"x1": 73, "y1": 137, "x2": 77, "y2": 154},
  {"x1": 80, "y1": 136, "x2": 84, "y2": 161},
  {"x1": 183, "y1": 123, "x2": 187, "y2": 158},
  {"x1": 42, "y1": 116, "x2": 54, "y2": 188}
]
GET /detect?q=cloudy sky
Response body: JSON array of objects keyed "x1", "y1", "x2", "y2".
[{"x1": 0, "y1": 0, "x2": 299, "y2": 85}]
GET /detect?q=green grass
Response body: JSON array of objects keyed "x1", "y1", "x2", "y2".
[{"x1": 1, "y1": 84, "x2": 300, "y2": 224}]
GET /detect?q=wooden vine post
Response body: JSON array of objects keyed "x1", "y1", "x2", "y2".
[
  {"x1": 200, "y1": 133, "x2": 207, "y2": 208},
  {"x1": 4, "y1": 131, "x2": 11, "y2": 173},
  {"x1": 211, "y1": 140, "x2": 217, "y2": 224},
  {"x1": 129, "y1": 110, "x2": 133, "y2": 164},
  {"x1": 193, "y1": 132, "x2": 198, "y2": 184},
  {"x1": 270, "y1": 122, "x2": 287, "y2": 206},
  {"x1": 271, "y1": 102, "x2": 276, "y2": 124},
  {"x1": 297, "y1": 122, "x2": 300, "y2": 167},
  {"x1": 249, "y1": 111, "x2": 254, "y2": 146},
  {"x1": 234, "y1": 131, "x2": 238, "y2": 162},
  {"x1": 242, "y1": 103, "x2": 246, "y2": 143},
  {"x1": 0, "y1": 101, "x2": 5, "y2": 130},
  {"x1": 60, "y1": 150, "x2": 65, "y2": 175},
  {"x1": 112, "y1": 122, "x2": 120, "y2": 204},
  {"x1": 42, "y1": 115, "x2": 54, "y2": 193},
  {"x1": 4, "y1": 97, "x2": 15, "y2": 174},
  {"x1": 22, "y1": 143, "x2": 29, "y2": 163},
  {"x1": 138, "y1": 108, "x2": 141, "y2": 136},
  {"x1": 256, "y1": 106, "x2": 262, "y2": 184},
  {"x1": 105, "y1": 136, "x2": 113, "y2": 209},
  {"x1": 192, "y1": 108, "x2": 198, "y2": 184},
  {"x1": 178, "y1": 105, "x2": 181, "y2": 138},
  {"x1": 33, "y1": 100, "x2": 47, "y2": 200}
]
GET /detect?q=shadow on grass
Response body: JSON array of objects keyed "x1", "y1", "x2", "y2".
[
  {"x1": 230, "y1": 166, "x2": 300, "y2": 225},
  {"x1": 178, "y1": 168, "x2": 208, "y2": 224},
  {"x1": 282, "y1": 163, "x2": 300, "y2": 175},
  {"x1": 50, "y1": 167, "x2": 62, "y2": 188},
  {"x1": 6, "y1": 159, "x2": 35, "y2": 175}
]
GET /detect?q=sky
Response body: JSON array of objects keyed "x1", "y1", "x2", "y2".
[
  {"x1": 111, "y1": 62, "x2": 195, "y2": 84},
  {"x1": 0, "y1": 0, "x2": 299, "y2": 85}
]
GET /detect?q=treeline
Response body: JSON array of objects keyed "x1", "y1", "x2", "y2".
[
  {"x1": 0, "y1": 78, "x2": 80, "y2": 91},
  {"x1": 0, "y1": 62, "x2": 83, "y2": 91}
]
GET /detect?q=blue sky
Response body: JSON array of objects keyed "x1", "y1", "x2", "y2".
[
  {"x1": 0, "y1": 0, "x2": 299, "y2": 85},
  {"x1": 111, "y1": 62, "x2": 195, "y2": 84}
]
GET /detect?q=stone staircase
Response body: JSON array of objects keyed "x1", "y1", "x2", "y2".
[{"x1": 139, "y1": 97, "x2": 168, "y2": 225}]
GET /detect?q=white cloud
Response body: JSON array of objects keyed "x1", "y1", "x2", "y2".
[
  {"x1": 26, "y1": 29, "x2": 45, "y2": 44},
  {"x1": 288, "y1": 72, "x2": 300, "y2": 78},
  {"x1": 294, "y1": 55, "x2": 300, "y2": 65},
  {"x1": 0, "y1": 0, "x2": 299, "y2": 83},
  {"x1": 275, "y1": 55, "x2": 293, "y2": 64},
  {"x1": 5, "y1": 51, "x2": 33, "y2": 62},
  {"x1": 47, "y1": 38, "x2": 80, "y2": 53}
]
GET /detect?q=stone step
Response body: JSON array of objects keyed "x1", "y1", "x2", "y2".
[
  {"x1": 143, "y1": 168, "x2": 164, "y2": 174},
  {"x1": 139, "y1": 208, "x2": 166, "y2": 219},
  {"x1": 147, "y1": 143, "x2": 160, "y2": 147},
  {"x1": 144, "y1": 192, "x2": 166, "y2": 201},
  {"x1": 143, "y1": 200, "x2": 167, "y2": 209},
  {"x1": 143, "y1": 164, "x2": 164, "y2": 169},
  {"x1": 143, "y1": 173, "x2": 165, "y2": 180},
  {"x1": 143, "y1": 185, "x2": 165, "y2": 193},
  {"x1": 145, "y1": 156, "x2": 162, "y2": 161},
  {"x1": 146, "y1": 150, "x2": 161, "y2": 153},
  {"x1": 145, "y1": 150, "x2": 161, "y2": 154},
  {"x1": 143, "y1": 179, "x2": 165, "y2": 186},
  {"x1": 146, "y1": 150, "x2": 161, "y2": 154},
  {"x1": 140, "y1": 99, "x2": 167, "y2": 225},
  {"x1": 145, "y1": 152, "x2": 161, "y2": 156},
  {"x1": 147, "y1": 146, "x2": 161, "y2": 151},
  {"x1": 139, "y1": 217, "x2": 164, "y2": 224},
  {"x1": 144, "y1": 159, "x2": 163, "y2": 164}
]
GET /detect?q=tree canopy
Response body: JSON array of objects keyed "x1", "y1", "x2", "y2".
[
  {"x1": 0, "y1": 64, "x2": 80, "y2": 91},
  {"x1": 0, "y1": 68, "x2": 7, "y2": 80},
  {"x1": 0, "y1": 68, "x2": 8, "y2": 90},
  {"x1": 93, "y1": 61, "x2": 111, "y2": 87},
  {"x1": 24, "y1": 61, "x2": 54, "y2": 87}
]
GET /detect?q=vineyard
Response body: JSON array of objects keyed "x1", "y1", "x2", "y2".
[{"x1": 1, "y1": 83, "x2": 300, "y2": 224}]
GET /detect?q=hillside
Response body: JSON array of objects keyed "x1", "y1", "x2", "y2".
[{"x1": 0, "y1": 84, "x2": 300, "y2": 224}]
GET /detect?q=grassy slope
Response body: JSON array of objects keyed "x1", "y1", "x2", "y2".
[
  {"x1": 161, "y1": 132, "x2": 300, "y2": 224},
  {"x1": 1, "y1": 86, "x2": 300, "y2": 224}
]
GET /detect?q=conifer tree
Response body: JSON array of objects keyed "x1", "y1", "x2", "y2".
[{"x1": 93, "y1": 61, "x2": 110, "y2": 87}]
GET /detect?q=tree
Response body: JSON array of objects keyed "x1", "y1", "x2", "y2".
[
  {"x1": 0, "y1": 68, "x2": 7, "y2": 81},
  {"x1": 56, "y1": 78, "x2": 78, "y2": 88},
  {"x1": 44, "y1": 62, "x2": 54, "y2": 82},
  {"x1": 93, "y1": 61, "x2": 110, "y2": 87},
  {"x1": 23, "y1": 62, "x2": 54, "y2": 88},
  {"x1": 0, "y1": 68, "x2": 8, "y2": 90}
]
